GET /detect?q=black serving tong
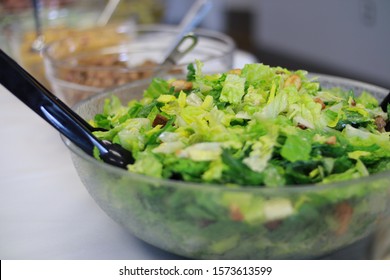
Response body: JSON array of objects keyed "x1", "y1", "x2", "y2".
[
  {"x1": 0, "y1": 49, "x2": 134, "y2": 169},
  {"x1": 380, "y1": 92, "x2": 390, "y2": 131},
  {"x1": 380, "y1": 92, "x2": 390, "y2": 112}
]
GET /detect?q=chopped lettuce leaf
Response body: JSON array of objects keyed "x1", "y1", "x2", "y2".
[
  {"x1": 143, "y1": 78, "x2": 170, "y2": 99},
  {"x1": 220, "y1": 74, "x2": 246, "y2": 104},
  {"x1": 356, "y1": 91, "x2": 379, "y2": 109},
  {"x1": 128, "y1": 152, "x2": 163, "y2": 178},
  {"x1": 281, "y1": 134, "x2": 312, "y2": 162},
  {"x1": 186, "y1": 63, "x2": 196, "y2": 81}
]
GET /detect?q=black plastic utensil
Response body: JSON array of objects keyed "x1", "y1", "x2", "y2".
[
  {"x1": 380, "y1": 92, "x2": 390, "y2": 112},
  {"x1": 379, "y1": 92, "x2": 390, "y2": 131},
  {"x1": 0, "y1": 49, "x2": 133, "y2": 169}
]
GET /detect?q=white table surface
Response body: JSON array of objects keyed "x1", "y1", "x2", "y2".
[{"x1": 0, "y1": 51, "x2": 258, "y2": 260}]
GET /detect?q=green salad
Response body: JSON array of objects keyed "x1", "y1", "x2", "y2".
[{"x1": 90, "y1": 62, "x2": 390, "y2": 187}]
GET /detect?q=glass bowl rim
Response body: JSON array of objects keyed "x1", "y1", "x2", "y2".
[{"x1": 43, "y1": 23, "x2": 236, "y2": 71}]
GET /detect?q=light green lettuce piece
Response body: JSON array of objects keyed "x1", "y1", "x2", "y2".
[
  {"x1": 158, "y1": 131, "x2": 181, "y2": 143},
  {"x1": 220, "y1": 74, "x2": 246, "y2": 104},
  {"x1": 348, "y1": 150, "x2": 372, "y2": 160},
  {"x1": 93, "y1": 117, "x2": 149, "y2": 143},
  {"x1": 324, "y1": 107, "x2": 343, "y2": 128},
  {"x1": 103, "y1": 95, "x2": 123, "y2": 115},
  {"x1": 281, "y1": 133, "x2": 312, "y2": 162},
  {"x1": 152, "y1": 141, "x2": 185, "y2": 154},
  {"x1": 241, "y1": 63, "x2": 276, "y2": 87},
  {"x1": 117, "y1": 118, "x2": 151, "y2": 152},
  {"x1": 356, "y1": 91, "x2": 379, "y2": 109},
  {"x1": 157, "y1": 94, "x2": 176, "y2": 103},
  {"x1": 287, "y1": 93, "x2": 324, "y2": 129},
  {"x1": 143, "y1": 78, "x2": 170, "y2": 99},
  {"x1": 195, "y1": 60, "x2": 204, "y2": 80},
  {"x1": 192, "y1": 60, "x2": 222, "y2": 94},
  {"x1": 256, "y1": 86, "x2": 288, "y2": 119},
  {"x1": 208, "y1": 107, "x2": 235, "y2": 127},
  {"x1": 160, "y1": 100, "x2": 181, "y2": 116},
  {"x1": 180, "y1": 106, "x2": 208, "y2": 125},
  {"x1": 343, "y1": 125, "x2": 390, "y2": 156},
  {"x1": 322, "y1": 168, "x2": 361, "y2": 184},
  {"x1": 344, "y1": 124, "x2": 389, "y2": 141},
  {"x1": 348, "y1": 151, "x2": 371, "y2": 176},
  {"x1": 243, "y1": 85, "x2": 266, "y2": 106},
  {"x1": 128, "y1": 152, "x2": 163, "y2": 178},
  {"x1": 322, "y1": 155, "x2": 371, "y2": 183},
  {"x1": 178, "y1": 142, "x2": 222, "y2": 161},
  {"x1": 178, "y1": 91, "x2": 187, "y2": 108},
  {"x1": 186, "y1": 92, "x2": 203, "y2": 107},
  {"x1": 316, "y1": 90, "x2": 345, "y2": 103},
  {"x1": 243, "y1": 123, "x2": 279, "y2": 173},
  {"x1": 254, "y1": 84, "x2": 325, "y2": 129},
  {"x1": 201, "y1": 158, "x2": 224, "y2": 181},
  {"x1": 201, "y1": 95, "x2": 214, "y2": 111},
  {"x1": 101, "y1": 96, "x2": 130, "y2": 126}
]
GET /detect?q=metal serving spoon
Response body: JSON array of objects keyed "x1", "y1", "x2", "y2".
[
  {"x1": 0, "y1": 49, "x2": 134, "y2": 169},
  {"x1": 152, "y1": 33, "x2": 198, "y2": 77},
  {"x1": 158, "y1": 0, "x2": 212, "y2": 70},
  {"x1": 96, "y1": 0, "x2": 121, "y2": 26},
  {"x1": 31, "y1": 0, "x2": 45, "y2": 52},
  {"x1": 151, "y1": 0, "x2": 212, "y2": 78}
]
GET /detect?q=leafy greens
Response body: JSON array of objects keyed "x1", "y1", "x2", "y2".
[{"x1": 91, "y1": 63, "x2": 390, "y2": 187}]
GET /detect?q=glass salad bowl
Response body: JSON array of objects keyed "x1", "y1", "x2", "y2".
[{"x1": 63, "y1": 73, "x2": 390, "y2": 259}]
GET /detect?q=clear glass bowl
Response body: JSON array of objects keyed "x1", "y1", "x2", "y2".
[
  {"x1": 43, "y1": 24, "x2": 235, "y2": 106},
  {"x1": 0, "y1": 1, "x2": 106, "y2": 87},
  {"x1": 63, "y1": 74, "x2": 390, "y2": 259}
]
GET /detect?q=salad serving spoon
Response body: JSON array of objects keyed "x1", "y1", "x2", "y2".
[
  {"x1": 0, "y1": 49, "x2": 134, "y2": 169},
  {"x1": 160, "y1": 0, "x2": 212, "y2": 64},
  {"x1": 96, "y1": 0, "x2": 121, "y2": 26},
  {"x1": 152, "y1": 0, "x2": 212, "y2": 77},
  {"x1": 380, "y1": 92, "x2": 390, "y2": 112},
  {"x1": 380, "y1": 92, "x2": 390, "y2": 131}
]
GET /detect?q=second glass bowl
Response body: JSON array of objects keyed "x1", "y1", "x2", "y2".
[{"x1": 43, "y1": 24, "x2": 235, "y2": 106}]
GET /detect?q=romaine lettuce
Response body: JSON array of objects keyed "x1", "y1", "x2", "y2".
[{"x1": 91, "y1": 63, "x2": 389, "y2": 187}]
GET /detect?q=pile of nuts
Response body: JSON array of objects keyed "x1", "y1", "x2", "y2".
[
  {"x1": 59, "y1": 56, "x2": 158, "y2": 88},
  {"x1": 52, "y1": 53, "x2": 183, "y2": 106}
]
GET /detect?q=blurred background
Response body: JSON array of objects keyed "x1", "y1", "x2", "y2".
[
  {"x1": 1, "y1": 0, "x2": 389, "y2": 89},
  {"x1": 164, "y1": 0, "x2": 390, "y2": 90}
]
